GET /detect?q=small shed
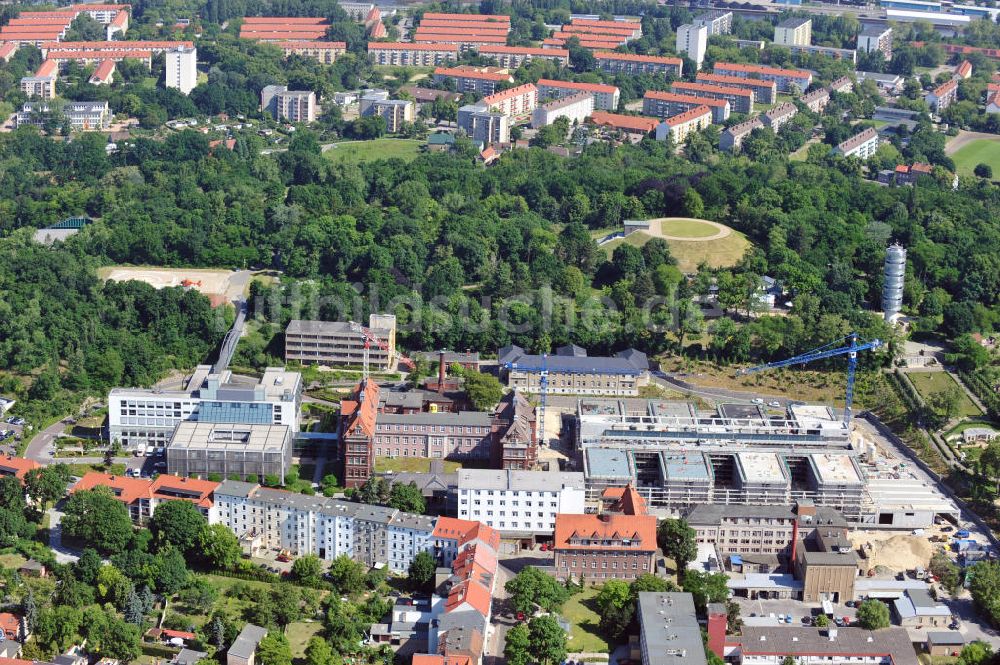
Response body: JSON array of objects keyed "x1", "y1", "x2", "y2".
[
  {"x1": 623, "y1": 219, "x2": 650, "y2": 236},
  {"x1": 927, "y1": 631, "x2": 964, "y2": 656}
]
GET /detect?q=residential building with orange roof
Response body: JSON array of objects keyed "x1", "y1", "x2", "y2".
[
  {"x1": 956, "y1": 59, "x2": 972, "y2": 79},
  {"x1": 368, "y1": 42, "x2": 459, "y2": 66},
  {"x1": 672, "y1": 80, "x2": 754, "y2": 113},
  {"x1": 0, "y1": 42, "x2": 17, "y2": 61},
  {"x1": 712, "y1": 62, "x2": 812, "y2": 93},
  {"x1": 481, "y1": 83, "x2": 537, "y2": 118},
  {"x1": 655, "y1": 104, "x2": 712, "y2": 143},
  {"x1": 696, "y1": 71, "x2": 776, "y2": 103},
  {"x1": 595, "y1": 51, "x2": 682, "y2": 76},
  {"x1": 421, "y1": 12, "x2": 510, "y2": 24},
  {"x1": 988, "y1": 91, "x2": 1000, "y2": 114},
  {"x1": 537, "y1": 78, "x2": 619, "y2": 110},
  {"x1": 274, "y1": 41, "x2": 346, "y2": 63},
  {"x1": 413, "y1": 32, "x2": 507, "y2": 50},
  {"x1": 561, "y1": 23, "x2": 639, "y2": 38},
  {"x1": 553, "y1": 511, "x2": 657, "y2": 581},
  {"x1": 545, "y1": 35, "x2": 624, "y2": 51},
  {"x1": 415, "y1": 25, "x2": 509, "y2": 36},
  {"x1": 72, "y1": 472, "x2": 219, "y2": 523},
  {"x1": 589, "y1": 110, "x2": 658, "y2": 139},
  {"x1": 571, "y1": 18, "x2": 641, "y2": 37},
  {"x1": 643, "y1": 90, "x2": 730, "y2": 123},
  {"x1": 0, "y1": 613, "x2": 22, "y2": 642},
  {"x1": 368, "y1": 20, "x2": 386, "y2": 38},
  {"x1": 478, "y1": 45, "x2": 567, "y2": 68},
  {"x1": 432, "y1": 66, "x2": 513, "y2": 95},
  {"x1": 0, "y1": 457, "x2": 40, "y2": 482},
  {"x1": 46, "y1": 48, "x2": 152, "y2": 67},
  {"x1": 42, "y1": 40, "x2": 192, "y2": 55},
  {"x1": 601, "y1": 484, "x2": 648, "y2": 515},
  {"x1": 88, "y1": 58, "x2": 116, "y2": 84},
  {"x1": 432, "y1": 517, "x2": 500, "y2": 566},
  {"x1": 926, "y1": 78, "x2": 958, "y2": 112}
]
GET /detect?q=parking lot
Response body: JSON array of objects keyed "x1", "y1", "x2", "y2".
[{"x1": 733, "y1": 597, "x2": 859, "y2": 628}]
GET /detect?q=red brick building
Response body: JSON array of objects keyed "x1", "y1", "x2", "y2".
[{"x1": 339, "y1": 379, "x2": 380, "y2": 488}]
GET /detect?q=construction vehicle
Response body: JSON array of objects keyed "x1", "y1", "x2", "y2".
[{"x1": 180, "y1": 279, "x2": 202, "y2": 288}]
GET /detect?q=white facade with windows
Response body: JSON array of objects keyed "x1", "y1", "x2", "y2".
[
  {"x1": 456, "y1": 469, "x2": 586, "y2": 536},
  {"x1": 166, "y1": 45, "x2": 197, "y2": 95}
]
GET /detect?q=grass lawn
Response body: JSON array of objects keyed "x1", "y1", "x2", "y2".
[
  {"x1": 951, "y1": 138, "x2": 1000, "y2": 177},
  {"x1": 62, "y1": 462, "x2": 126, "y2": 476},
  {"x1": 285, "y1": 620, "x2": 324, "y2": 656},
  {"x1": 658, "y1": 218, "x2": 722, "y2": 238},
  {"x1": 324, "y1": 139, "x2": 423, "y2": 164},
  {"x1": 907, "y1": 371, "x2": 982, "y2": 418},
  {"x1": 375, "y1": 457, "x2": 462, "y2": 473},
  {"x1": 602, "y1": 226, "x2": 751, "y2": 273},
  {"x1": 0, "y1": 552, "x2": 27, "y2": 569},
  {"x1": 560, "y1": 586, "x2": 611, "y2": 654},
  {"x1": 944, "y1": 420, "x2": 1000, "y2": 440}
]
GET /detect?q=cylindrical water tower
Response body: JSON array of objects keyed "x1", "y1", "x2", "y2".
[{"x1": 882, "y1": 243, "x2": 906, "y2": 323}]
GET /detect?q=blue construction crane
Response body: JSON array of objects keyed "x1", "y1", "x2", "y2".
[{"x1": 737, "y1": 333, "x2": 884, "y2": 426}]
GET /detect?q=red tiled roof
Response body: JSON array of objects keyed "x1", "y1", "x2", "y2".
[
  {"x1": 368, "y1": 41, "x2": 458, "y2": 51},
  {"x1": 48, "y1": 48, "x2": 152, "y2": 60},
  {"x1": 931, "y1": 78, "x2": 957, "y2": 97},
  {"x1": 368, "y1": 21, "x2": 386, "y2": 38},
  {"x1": 34, "y1": 59, "x2": 57, "y2": 77},
  {"x1": 342, "y1": 380, "x2": 380, "y2": 439},
  {"x1": 414, "y1": 34, "x2": 507, "y2": 44},
  {"x1": 644, "y1": 90, "x2": 729, "y2": 108},
  {"x1": 0, "y1": 659, "x2": 34, "y2": 665},
  {"x1": 697, "y1": 72, "x2": 775, "y2": 90},
  {"x1": 607, "y1": 484, "x2": 648, "y2": 515},
  {"x1": 673, "y1": 81, "x2": 754, "y2": 98},
  {"x1": 445, "y1": 579, "x2": 492, "y2": 616},
  {"x1": 0, "y1": 42, "x2": 16, "y2": 59},
  {"x1": 665, "y1": 104, "x2": 711, "y2": 126},
  {"x1": 714, "y1": 62, "x2": 811, "y2": 79},
  {"x1": 242, "y1": 16, "x2": 328, "y2": 23},
  {"x1": 482, "y1": 82, "x2": 536, "y2": 105},
  {"x1": 162, "y1": 629, "x2": 196, "y2": 640},
  {"x1": 911, "y1": 162, "x2": 932, "y2": 173},
  {"x1": 432, "y1": 517, "x2": 500, "y2": 549},
  {"x1": 572, "y1": 18, "x2": 641, "y2": 29},
  {"x1": 422, "y1": 12, "x2": 510, "y2": 23},
  {"x1": 434, "y1": 66, "x2": 512, "y2": 82},
  {"x1": 0, "y1": 612, "x2": 19, "y2": 639},
  {"x1": 71, "y1": 472, "x2": 218, "y2": 509},
  {"x1": 561, "y1": 24, "x2": 637, "y2": 36},
  {"x1": 553, "y1": 512, "x2": 658, "y2": 551},
  {"x1": 594, "y1": 50, "x2": 681, "y2": 66},
  {"x1": 589, "y1": 111, "x2": 658, "y2": 133},
  {"x1": 416, "y1": 25, "x2": 509, "y2": 35},
  {"x1": 538, "y1": 78, "x2": 618, "y2": 94},
  {"x1": 276, "y1": 40, "x2": 346, "y2": 49},
  {"x1": 110, "y1": 11, "x2": 129, "y2": 26},
  {"x1": 0, "y1": 456, "x2": 40, "y2": 480},
  {"x1": 90, "y1": 58, "x2": 115, "y2": 81},
  {"x1": 46, "y1": 40, "x2": 192, "y2": 49},
  {"x1": 480, "y1": 45, "x2": 566, "y2": 57},
  {"x1": 550, "y1": 32, "x2": 625, "y2": 46}
]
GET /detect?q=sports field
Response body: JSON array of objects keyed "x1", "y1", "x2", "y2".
[
  {"x1": 324, "y1": 139, "x2": 422, "y2": 164},
  {"x1": 601, "y1": 217, "x2": 751, "y2": 272},
  {"x1": 951, "y1": 138, "x2": 1000, "y2": 177}
]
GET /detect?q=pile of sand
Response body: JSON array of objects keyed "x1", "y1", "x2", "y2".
[{"x1": 856, "y1": 535, "x2": 934, "y2": 571}]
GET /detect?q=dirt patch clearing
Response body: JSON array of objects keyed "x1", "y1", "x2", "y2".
[{"x1": 99, "y1": 266, "x2": 242, "y2": 305}]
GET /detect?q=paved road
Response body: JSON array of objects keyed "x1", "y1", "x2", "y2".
[
  {"x1": 25, "y1": 420, "x2": 71, "y2": 463},
  {"x1": 652, "y1": 371, "x2": 794, "y2": 407},
  {"x1": 46, "y1": 507, "x2": 79, "y2": 564}
]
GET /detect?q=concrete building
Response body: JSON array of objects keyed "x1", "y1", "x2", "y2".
[
  {"x1": 20, "y1": 75, "x2": 56, "y2": 99},
  {"x1": 360, "y1": 96, "x2": 415, "y2": 133},
  {"x1": 800, "y1": 87, "x2": 831, "y2": 113},
  {"x1": 108, "y1": 366, "x2": 302, "y2": 448},
  {"x1": 829, "y1": 76, "x2": 853, "y2": 94},
  {"x1": 166, "y1": 422, "x2": 293, "y2": 482},
  {"x1": 457, "y1": 104, "x2": 510, "y2": 144},
  {"x1": 638, "y1": 594, "x2": 707, "y2": 665},
  {"x1": 481, "y1": 83, "x2": 537, "y2": 118},
  {"x1": 285, "y1": 315, "x2": 397, "y2": 369},
  {"x1": 713, "y1": 62, "x2": 812, "y2": 93},
  {"x1": 479, "y1": 45, "x2": 568, "y2": 68},
  {"x1": 538, "y1": 79, "x2": 620, "y2": 111},
  {"x1": 15, "y1": 99, "x2": 110, "y2": 131},
  {"x1": 595, "y1": 51, "x2": 682, "y2": 77},
  {"x1": 893, "y1": 588, "x2": 952, "y2": 627},
  {"x1": 340, "y1": 379, "x2": 380, "y2": 488},
  {"x1": 456, "y1": 469, "x2": 586, "y2": 536},
  {"x1": 834, "y1": 127, "x2": 879, "y2": 159},
  {"x1": 499, "y1": 344, "x2": 649, "y2": 396},
  {"x1": 672, "y1": 80, "x2": 754, "y2": 114},
  {"x1": 787, "y1": 44, "x2": 857, "y2": 63},
  {"x1": 720, "y1": 117, "x2": 764, "y2": 152},
  {"x1": 857, "y1": 25, "x2": 893, "y2": 61},
  {"x1": 856, "y1": 70, "x2": 904, "y2": 93},
  {"x1": 762, "y1": 102, "x2": 797, "y2": 131},
  {"x1": 926, "y1": 78, "x2": 958, "y2": 112},
  {"x1": 693, "y1": 10, "x2": 733, "y2": 35},
  {"x1": 227, "y1": 624, "x2": 268, "y2": 665},
  {"x1": 432, "y1": 66, "x2": 512, "y2": 96},
  {"x1": 927, "y1": 633, "x2": 965, "y2": 657},
  {"x1": 261, "y1": 85, "x2": 316, "y2": 123},
  {"x1": 211, "y1": 479, "x2": 437, "y2": 571},
  {"x1": 367, "y1": 42, "x2": 458, "y2": 66},
  {"x1": 644, "y1": 90, "x2": 730, "y2": 123},
  {"x1": 531, "y1": 91, "x2": 594, "y2": 128},
  {"x1": 274, "y1": 41, "x2": 346, "y2": 64},
  {"x1": 696, "y1": 72, "x2": 776, "y2": 103},
  {"x1": 676, "y1": 23, "x2": 708, "y2": 70},
  {"x1": 733, "y1": 627, "x2": 919, "y2": 665},
  {"x1": 655, "y1": 104, "x2": 712, "y2": 143},
  {"x1": 795, "y1": 528, "x2": 859, "y2": 603},
  {"x1": 165, "y1": 45, "x2": 197, "y2": 95},
  {"x1": 774, "y1": 17, "x2": 812, "y2": 46},
  {"x1": 71, "y1": 472, "x2": 218, "y2": 523}
]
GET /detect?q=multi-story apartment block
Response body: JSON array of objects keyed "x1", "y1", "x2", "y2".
[
  {"x1": 787, "y1": 44, "x2": 857, "y2": 63},
  {"x1": 165, "y1": 45, "x2": 197, "y2": 95},
  {"x1": 676, "y1": 24, "x2": 708, "y2": 69},
  {"x1": 762, "y1": 101, "x2": 797, "y2": 131},
  {"x1": 713, "y1": 62, "x2": 812, "y2": 93},
  {"x1": 500, "y1": 344, "x2": 649, "y2": 396},
  {"x1": 274, "y1": 41, "x2": 346, "y2": 64},
  {"x1": 367, "y1": 42, "x2": 458, "y2": 66},
  {"x1": 360, "y1": 96, "x2": 415, "y2": 133},
  {"x1": 239, "y1": 16, "x2": 329, "y2": 41},
  {"x1": 339, "y1": 1, "x2": 375, "y2": 20},
  {"x1": 926, "y1": 78, "x2": 957, "y2": 112},
  {"x1": 857, "y1": 25, "x2": 892, "y2": 61},
  {"x1": 734, "y1": 627, "x2": 919, "y2": 665},
  {"x1": 108, "y1": 366, "x2": 302, "y2": 447},
  {"x1": 20, "y1": 74, "x2": 56, "y2": 99},
  {"x1": 16, "y1": 100, "x2": 110, "y2": 130},
  {"x1": 800, "y1": 87, "x2": 831, "y2": 113},
  {"x1": 166, "y1": 422, "x2": 293, "y2": 482},
  {"x1": 88, "y1": 58, "x2": 115, "y2": 85},
  {"x1": 261, "y1": 85, "x2": 316, "y2": 123},
  {"x1": 456, "y1": 469, "x2": 586, "y2": 536},
  {"x1": 537, "y1": 79, "x2": 620, "y2": 111},
  {"x1": 829, "y1": 76, "x2": 853, "y2": 93},
  {"x1": 373, "y1": 411, "x2": 494, "y2": 460},
  {"x1": 595, "y1": 51, "x2": 682, "y2": 77},
  {"x1": 210, "y1": 479, "x2": 437, "y2": 571},
  {"x1": 431, "y1": 516, "x2": 500, "y2": 568},
  {"x1": 432, "y1": 66, "x2": 513, "y2": 95},
  {"x1": 672, "y1": 80, "x2": 754, "y2": 114},
  {"x1": 643, "y1": 90, "x2": 730, "y2": 123},
  {"x1": 285, "y1": 315, "x2": 397, "y2": 369},
  {"x1": 479, "y1": 45, "x2": 568, "y2": 68},
  {"x1": 531, "y1": 91, "x2": 594, "y2": 128},
  {"x1": 481, "y1": 83, "x2": 537, "y2": 118},
  {"x1": 72, "y1": 472, "x2": 218, "y2": 523},
  {"x1": 774, "y1": 17, "x2": 812, "y2": 46},
  {"x1": 41, "y1": 39, "x2": 191, "y2": 56},
  {"x1": 638, "y1": 594, "x2": 707, "y2": 665},
  {"x1": 693, "y1": 10, "x2": 733, "y2": 35},
  {"x1": 834, "y1": 126, "x2": 879, "y2": 159},
  {"x1": 696, "y1": 72, "x2": 777, "y2": 103},
  {"x1": 655, "y1": 104, "x2": 712, "y2": 144},
  {"x1": 457, "y1": 104, "x2": 510, "y2": 144}
]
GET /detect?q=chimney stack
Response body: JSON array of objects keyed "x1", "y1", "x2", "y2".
[{"x1": 438, "y1": 350, "x2": 447, "y2": 394}]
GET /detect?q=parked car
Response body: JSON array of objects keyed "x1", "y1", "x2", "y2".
[
  {"x1": 769, "y1": 401, "x2": 781, "y2": 408},
  {"x1": 845, "y1": 601, "x2": 856, "y2": 608},
  {"x1": 752, "y1": 398, "x2": 764, "y2": 405},
  {"x1": 785, "y1": 615, "x2": 793, "y2": 624},
  {"x1": 949, "y1": 621, "x2": 960, "y2": 630},
  {"x1": 941, "y1": 526, "x2": 955, "y2": 533},
  {"x1": 956, "y1": 530, "x2": 971, "y2": 539}
]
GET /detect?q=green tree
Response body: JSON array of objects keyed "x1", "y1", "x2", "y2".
[
  {"x1": 388, "y1": 482, "x2": 426, "y2": 513},
  {"x1": 505, "y1": 566, "x2": 571, "y2": 615},
  {"x1": 815, "y1": 613, "x2": 829, "y2": 628},
  {"x1": 855, "y1": 599, "x2": 890, "y2": 630},
  {"x1": 304, "y1": 636, "x2": 335, "y2": 665},
  {"x1": 682, "y1": 188, "x2": 705, "y2": 218},
  {"x1": 258, "y1": 632, "x2": 293, "y2": 665},
  {"x1": 658, "y1": 518, "x2": 698, "y2": 574},
  {"x1": 291, "y1": 554, "x2": 324, "y2": 585},
  {"x1": 974, "y1": 163, "x2": 993, "y2": 179},
  {"x1": 504, "y1": 623, "x2": 531, "y2": 665},
  {"x1": 594, "y1": 580, "x2": 633, "y2": 639},
  {"x1": 61, "y1": 486, "x2": 134, "y2": 555},
  {"x1": 957, "y1": 641, "x2": 993, "y2": 665},
  {"x1": 149, "y1": 500, "x2": 207, "y2": 556},
  {"x1": 464, "y1": 370, "x2": 505, "y2": 410},
  {"x1": 23, "y1": 465, "x2": 71, "y2": 508},
  {"x1": 407, "y1": 550, "x2": 436, "y2": 592},
  {"x1": 528, "y1": 615, "x2": 568, "y2": 665},
  {"x1": 196, "y1": 523, "x2": 242, "y2": 570},
  {"x1": 327, "y1": 555, "x2": 366, "y2": 596},
  {"x1": 682, "y1": 571, "x2": 729, "y2": 613},
  {"x1": 970, "y1": 561, "x2": 1000, "y2": 627},
  {"x1": 930, "y1": 550, "x2": 962, "y2": 595}
]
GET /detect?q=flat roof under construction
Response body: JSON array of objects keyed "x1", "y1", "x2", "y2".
[
  {"x1": 661, "y1": 452, "x2": 711, "y2": 481},
  {"x1": 810, "y1": 453, "x2": 863, "y2": 486},
  {"x1": 585, "y1": 447, "x2": 633, "y2": 480},
  {"x1": 736, "y1": 452, "x2": 787, "y2": 484}
]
